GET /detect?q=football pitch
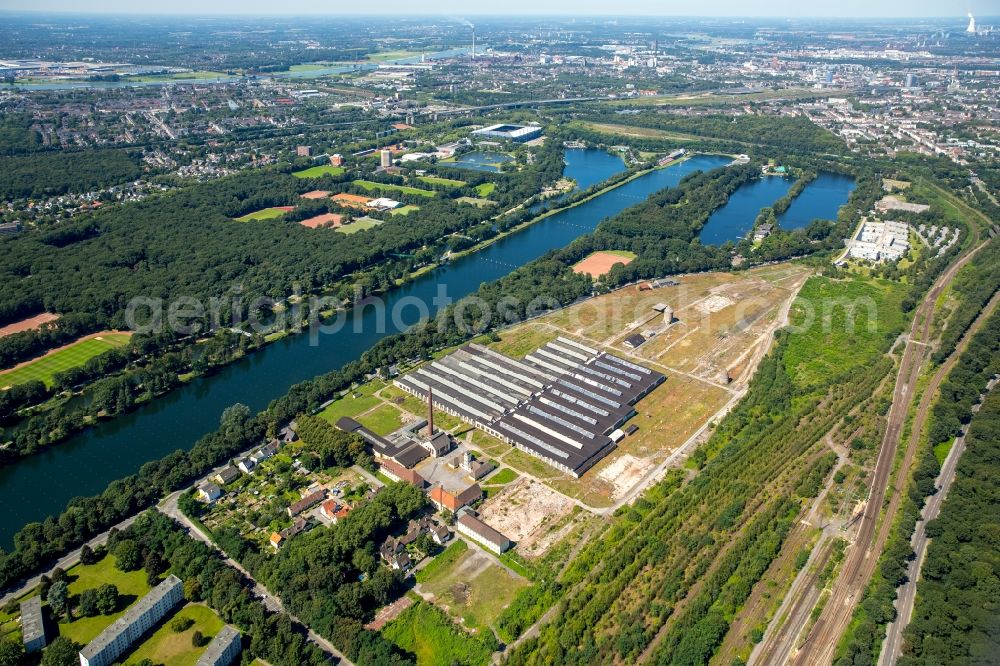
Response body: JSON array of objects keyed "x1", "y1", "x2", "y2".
[{"x1": 0, "y1": 332, "x2": 132, "y2": 388}]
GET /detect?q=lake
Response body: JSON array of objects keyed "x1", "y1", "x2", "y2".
[
  {"x1": 699, "y1": 176, "x2": 793, "y2": 245},
  {"x1": 778, "y1": 172, "x2": 856, "y2": 230}
]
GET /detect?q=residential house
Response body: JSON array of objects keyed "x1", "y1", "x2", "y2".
[
  {"x1": 428, "y1": 484, "x2": 482, "y2": 512},
  {"x1": 197, "y1": 483, "x2": 222, "y2": 503},
  {"x1": 287, "y1": 489, "x2": 326, "y2": 517},
  {"x1": 213, "y1": 466, "x2": 240, "y2": 486}
]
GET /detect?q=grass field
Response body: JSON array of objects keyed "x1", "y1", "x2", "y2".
[
  {"x1": 336, "y1": 218, "x2": 383, "y2": 234},
  {"x1": 317, "y1": 380, "x2": 386, "y2": 424},
  {"x1": 354, "y1": 180, "x2": 437, "y2": 198},
  {"x1": 292, "y1": 165, "x2": 346, "y2": 179},
  {"x1": 784, "y1": 275, "x2": 906, "y2": 389},
  {"x1": 382, "y1": 602, "x2": 494, "y2": 666},
  {"x1": 456, "y1": 196, "x2": 495, "y2": 208},
  {"x1": 59, "y1": 555, "x2": 152, "y2": 645},
  {"x1": 124, "y1": 603, "x2": 224, "y2": 666},
  {"x1": 474, "y1": 183, "x2": 496, "y2": 197},
  {"x1": 0, "y1": 332, "x2": 131, "y2": 388},
  {"x1": 357, "y1": 403, "x2": 405, "y2": 435},
  {"x1": 418, "y1": 175, "x2": 466, "y2": 188},
  {"x1": 417, "y1": 545, "x2": 528, "y2": 631},
  {"x1": 235, "y1": 206, "x2": 294, "y2": 221},
  {"x1": 390, "y1": 205, "x2": 421, "y2": 216},
  {"x1": 415, "y1": 541, "x2": 468, "y2": 583}
]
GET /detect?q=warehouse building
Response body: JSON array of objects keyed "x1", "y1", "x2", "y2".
[
  {"x1": 393, "y1": 339, "x2": 664, "y2": 477},
  {"x1": 195, "y1": 625, "x2": 242, "y2": 666},
  {"x1": 79, "y1": 575, "x2": 184, "y2": 666},
  {"x1": 470, "y1": 123, "x2": 543, "y2": 143}
]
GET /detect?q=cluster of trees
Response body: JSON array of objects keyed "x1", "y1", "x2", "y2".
[
  {"x1": 0, "y1": 149, "x2": 143, "y2": 200},
  {"x1": 931, "y1": 239, "x2": 1000, "y2": 364},
  {"x1": 113, "y1": 511, "x2": 330, "y2": 666},
  {"x1": 929, "y1": 307, "x2": 1000, "y2": 446},
  {"x1": 293, "y1": 415, "x2": 371, "y2": 470},
  {"x1": 899, "y1": 391, "x2": 1000, "y2": 665},
  {"x1": 0, "y1": 313, "x2": 105, "y2": 369},
  {"x1": 213, "y1": 482, "x2": 428, "y2": 664}
]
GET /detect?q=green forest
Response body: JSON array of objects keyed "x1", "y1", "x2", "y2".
[{"x1": 899, "y1": 390, "x2": 1000, "y2": 665}]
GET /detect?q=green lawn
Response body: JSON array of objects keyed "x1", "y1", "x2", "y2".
[
  {"x1": 292, "y1": 165, "x2": 346, "y2": 179},
  {"x1": 418, "y1": 175, "x2": 466, "y2": 188},
  {"x1": 418, "y1": 546, "x2": 528, "y2": 631},
  {"x1": 474, "y1": 183, "x2": 496, "y2": 197},
  {"x1": 784, "y1": 276, "x2": 906, "y2": 389},
  {"x1": 484, "y1": 468, "x2": 518, "y2": 485},
  {"x1": 336, "y1": 218, "x2": 384, "y2": 234},
  {"x1": 390, "y1": 205, "x2": 421, "y2": 216},
  {"x1": 354, "y1": 180, "x2": 437, "y2": 198},
  {"x1": 382, "y1": 602, "x2": 494, "y2": 666},
  {"x1": 0, "y1": 332, "x2": 132, "y2": 389},
  {"x1": 124, "y1": 603, "x2": 224, "y2": 666},
  {"x1": 317, "y1": 381, "x2": 386, "y2": 424},
  {"x1": 59, "y1": 555, "x2": 152, "y2": 645},
  {"x1": 456, "y1": 197, "x2": 495, "y2": 208},
  {"x1": 416, "y1": 541, "x2": 468, "y2": 583},
  {"x1": 235, "y1": 207, "x2": 292, "y2": 221},
  {"x1": 357, "y1": 404, "x2": 405, "y2": 436}
]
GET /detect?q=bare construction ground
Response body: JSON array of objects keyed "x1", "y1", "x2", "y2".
[{"x1": 478, "y1": 478, "x2": 575, "y2": 547}]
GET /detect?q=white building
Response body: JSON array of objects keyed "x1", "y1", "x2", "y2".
[{"x1": 79, "y1": 575, "x2": 184, "y2": 666}]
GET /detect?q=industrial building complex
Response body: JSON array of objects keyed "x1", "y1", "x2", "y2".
[
  {"x1": 78, "y1": 575, "x2": 184, "y2": 666},
  {"x1": 392, "y1": 339, "x2": 665, "y2": 477},
  {"x1": 848, "y1": 220, "x2": 911, "y2": 262}
]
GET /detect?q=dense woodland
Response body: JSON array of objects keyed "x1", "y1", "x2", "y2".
[{"x1": 899, "y1": 390, "x2": 1000, "y2": 665}]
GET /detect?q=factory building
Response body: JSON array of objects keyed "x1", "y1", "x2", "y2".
[
  {"x1": 393, "y1": 339, "x2": 664, "y2": 477},
  {"x1": 195, "y1": 625, "x2": 242, "y2": 666},
  {"x1": 470, "y1": 123, "x2": 543, "y2": 143},
  {"x1": 79, "y1": 575, "x2": 184, "y2": 666}
]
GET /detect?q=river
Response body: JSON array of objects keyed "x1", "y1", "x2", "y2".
[{"x1": 0, "y1": 152, "x2": 729, "y2": 546}]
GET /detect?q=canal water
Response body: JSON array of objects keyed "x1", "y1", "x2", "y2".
[
  {"x1": 0, "y1": 152, "x2": 729, "y2": 546},
  {"x1": 699, "y1": 176, "x2": 793, "y2": 245},
  {"x1": 777, "y1": 172, "x2": 856, "y2": 230}
]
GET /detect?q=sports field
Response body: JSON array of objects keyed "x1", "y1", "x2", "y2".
[
  {"x1": 354, "y1": 180, "x2": 437, "y2": 197},
  {"x1": 418, "y1": 175, "x2": 466, "y2": 187},
  {"x1": 292, "y1": 165, "x2": 346, "y2": 178},
  {"x1": 336, "y1": 218, "x2": 383, "y2": 234},
  {"x1": 474, "y1": 183, "x2": 496, "y2": 197},
  {"x1": 390, "y1": 205, "x2": 420, "y2": 216},
  {"x1": 572, "y1": 250, "x2": 636, "y2": 277},
  {"x1": 235, "y1": 206, "x2": 294, "y2": 221},
  {"x1": 0, "y1": 312, "x2": 58, "y2": 338},
  {"x1": 0, "y1": 332, "x2": 132, "y2": 388}
]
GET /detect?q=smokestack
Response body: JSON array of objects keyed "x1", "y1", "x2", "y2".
[
  {"x1": 472, "y1": 29, "x2": 476, "y2": 60},
  {"x1": 426, "y1": 387, "x2": 434, "y2": 437}
]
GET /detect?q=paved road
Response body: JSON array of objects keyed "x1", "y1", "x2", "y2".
[
  {"x1": 879, "y1": 376, "x2": 998, "y2": 666},
  {"x1": 790, "y1": 233, "x2": 992, "y2": 665},
  {"x1": 159, "y1": 491, "x2": 354, "y2": 665}
]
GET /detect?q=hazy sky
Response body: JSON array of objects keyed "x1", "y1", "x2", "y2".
[{"x1": 0, "y1": 0, "x2": 994, "y2": 17}]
